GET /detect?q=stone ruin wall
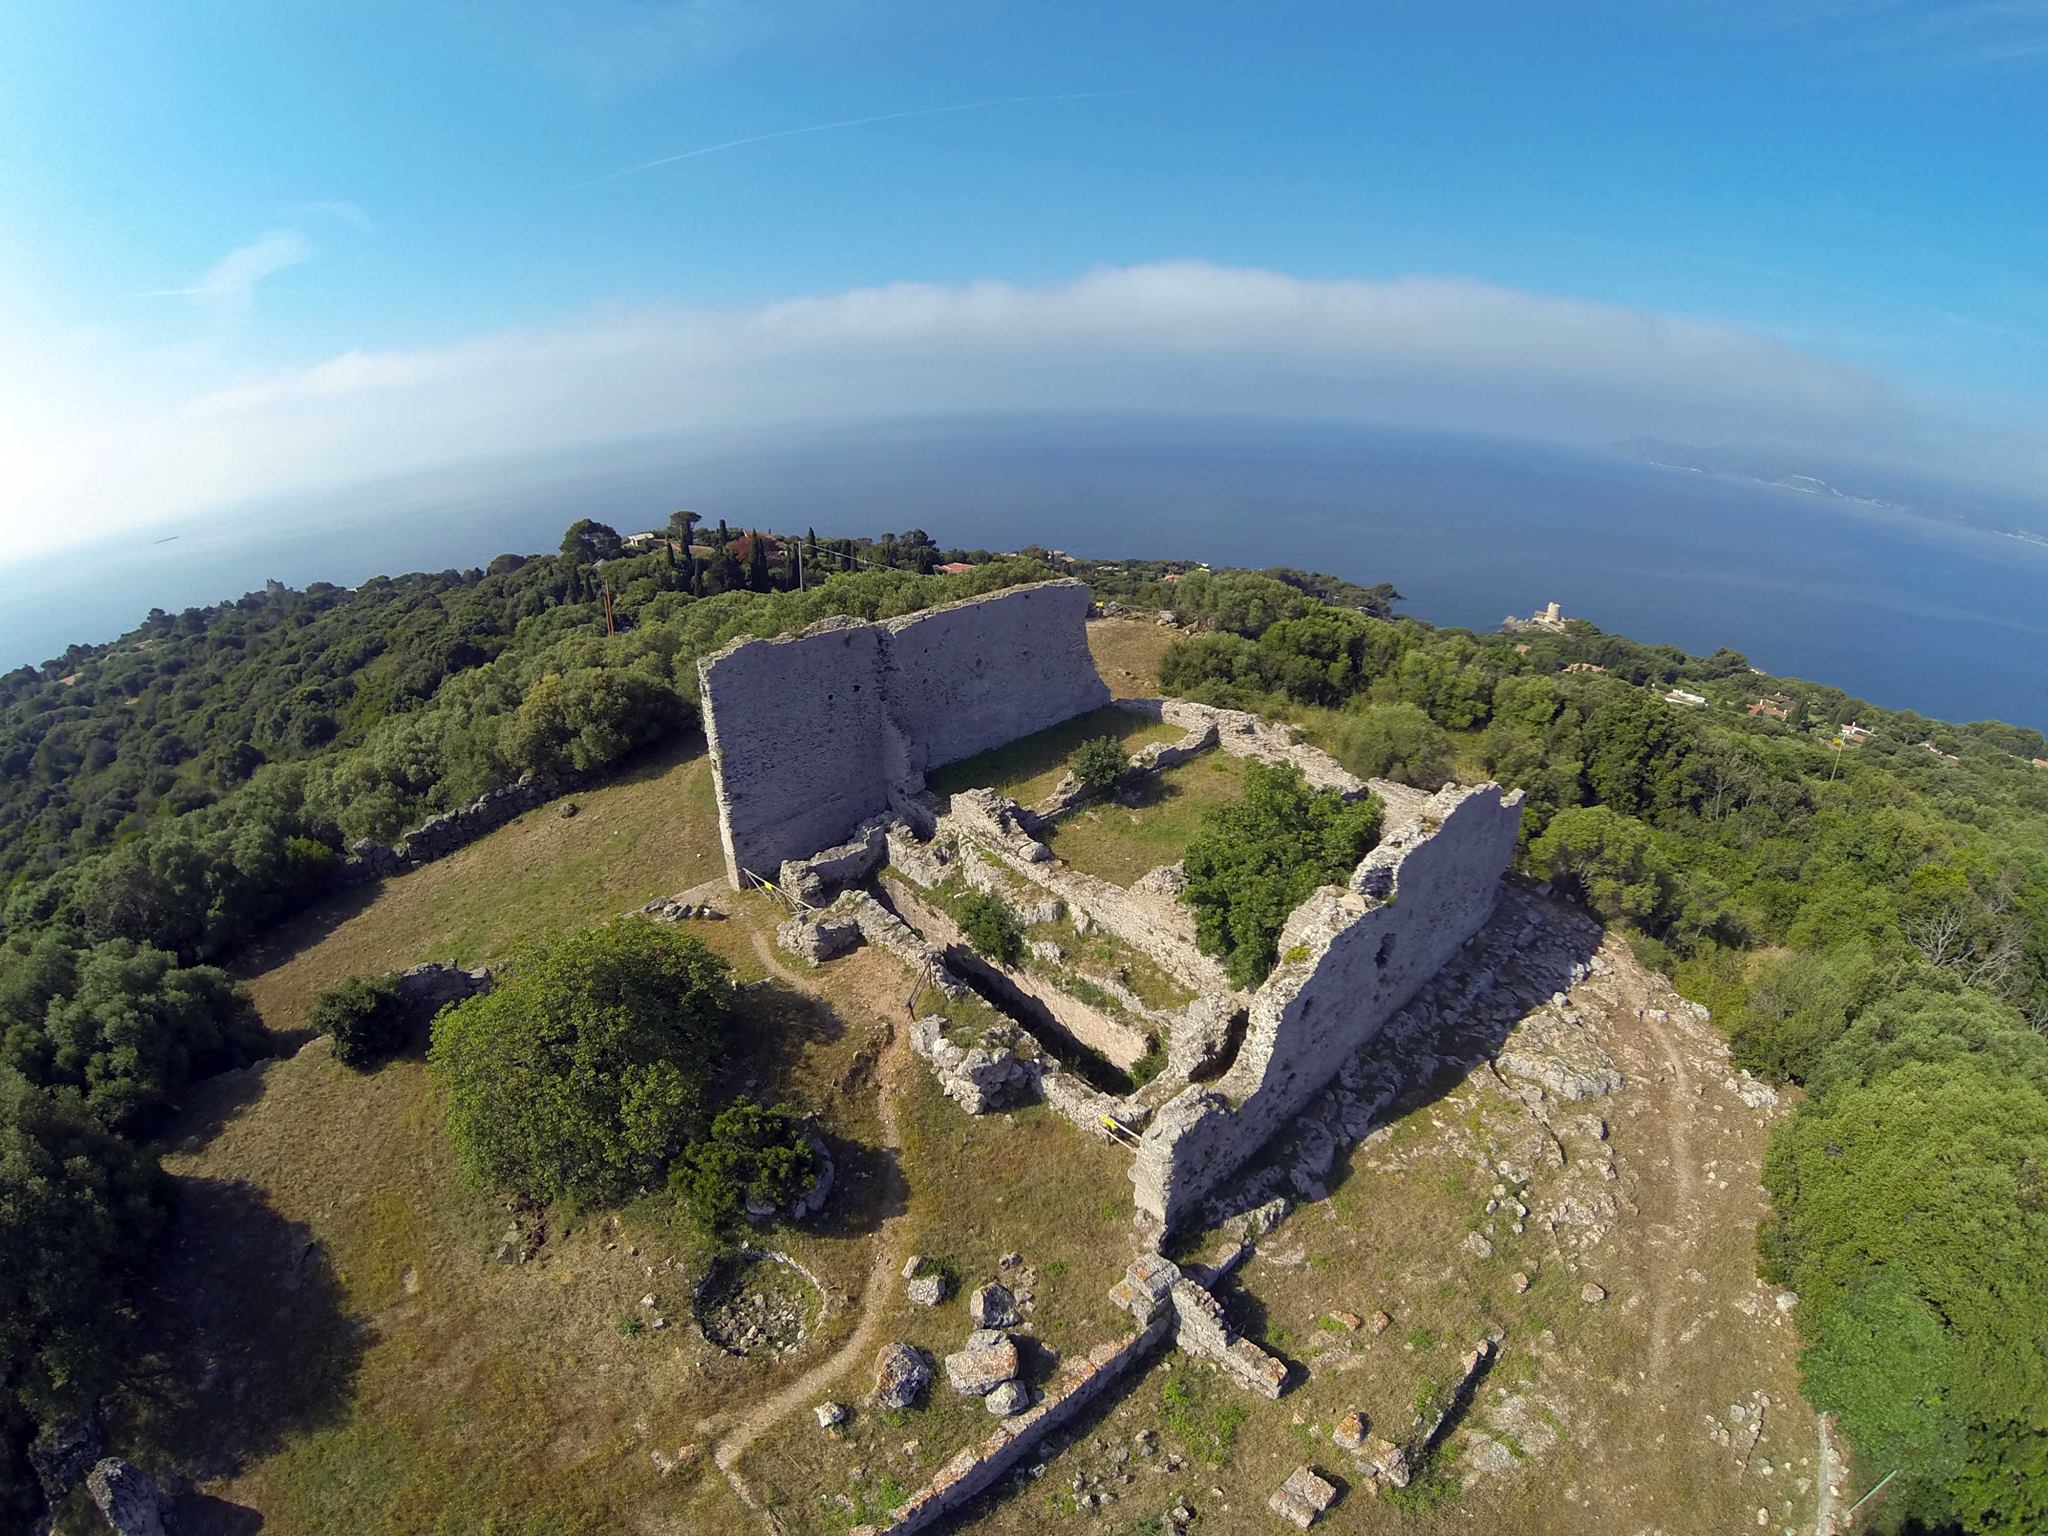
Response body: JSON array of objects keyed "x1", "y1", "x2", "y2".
[
  {"x1": 698, "y1": 580, "x2": 1109, "y2": 887},
  {"x1": 1131, "y1": 780, "x2": 1525, "y2": 1229}
]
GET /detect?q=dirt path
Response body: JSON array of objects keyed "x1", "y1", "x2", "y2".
[
  {"x1": 1634, "y1": 987, "x2": 1702, "y2": 1390},
  {"x1": 711, "y1": 936, "x2": 915, "y2": 1532}
]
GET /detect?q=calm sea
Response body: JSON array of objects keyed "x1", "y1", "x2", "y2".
[{"x1": 3, "y1": 415, "x2": 2044, "y2": 730}]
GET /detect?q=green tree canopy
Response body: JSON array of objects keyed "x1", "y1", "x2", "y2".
[
  {"x1": 559, "y1": 518, "x2": 623, "y2": 564},
  {"x1": 430, "y1": 920, "x2": 732, "y2": 1206},
  {"x1": 957, "y1": 889, "x2": 1024, "y2": 968},
  {"x1": 1182, "y1": 761, "x2": 1382, "y2": 988},
  {"x1": 1324, "y1": 701, "x2": 1455, "y2": 789},
  {"x1": 670, "y1": 1098, "x2": 820, "y2": 1237},
  {"x1": 1069, "y1": 736, "x2": 1129, "y2": 793},
  {"x1": 308, "y1": 973, "x2": 413, "y2": 1071},
  {"x1": 0, "y1": 1074, "x2": 165, "y2": 1494},
  {"x1": 1527, "y1": 805, "x2": 1673, "y2": 930}
]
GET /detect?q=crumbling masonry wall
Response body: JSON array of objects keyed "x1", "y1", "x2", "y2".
[
  {"x1": 1131, "y1": 781, "x2": 1525, "y2": 1229},
  {"x1": 698, "y1": 581, "x2": 1109, "y2": 887}
]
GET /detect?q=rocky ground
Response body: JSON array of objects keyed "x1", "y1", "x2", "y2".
[{"x1": 915, "y1": 885, "x2": 1822, "y2": 1536}]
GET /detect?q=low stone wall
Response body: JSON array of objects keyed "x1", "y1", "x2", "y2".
[
  {"x1": 1131, "y1": 781, "x2": 1525, "y2": 1229},
  {"x1": 1116, "y1": 698, "x2": 1367, "y2": 800},
  {"x1": 853, "y1": 1315, "x2": 1174, "y2": 1536},
  {"x1": 391, "y1": 960, "x2": 493, "y2": 1011},
  {"x1": 338, "y1": 771, "x2": 582, "y2": 884}
]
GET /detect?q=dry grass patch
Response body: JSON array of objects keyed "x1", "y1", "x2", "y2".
[
  {"x1": 236, "y1": 734, "x2": 724, "y2": 1032},
  {"x1": 1086, "y1": 617, "x2": 1178, "y2": 699},
  {"x1": 736, "y1": 1073, "x2": 1144, "y2": 1534}
]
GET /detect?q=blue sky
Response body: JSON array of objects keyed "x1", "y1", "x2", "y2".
[{"x1": 2, "y1": 1, "x2": 2044, "y2": 554}]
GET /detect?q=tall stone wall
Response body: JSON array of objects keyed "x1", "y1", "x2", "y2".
[
  {"x1": 1131, "y1": 781, "x2": 1524, "y2": 1228},
  {"x1": 878, "y1": 581, "x2": 1109, "y2": 784},
  {"x1": 698, "y1": 581, "x2": 1109, "y2": 887}
]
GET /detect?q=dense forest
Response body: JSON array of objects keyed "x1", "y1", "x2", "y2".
[{"x1": 3, "y1": 529, "x2": 2044, "y2": 1531}]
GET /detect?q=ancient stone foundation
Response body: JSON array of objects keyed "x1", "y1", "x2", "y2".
[{"x1": 698, "y1": 581, "x2": 1109, "y2": 887}]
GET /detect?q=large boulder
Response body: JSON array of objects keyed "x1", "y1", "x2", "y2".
[
  {"x1": 28, "y1": 1414, "x2": 103, "y2": 1500},
  {"x1": 871, "y1": 1343, "x2": 931, "y2": 1411},
  {"x1": 968, "y1": 1282, "x2": 1020, "y2": 1329},
  {"x1": 943, "y1": 1329, "x2": 1020, "y2": 1396},
  {"x1": 85, "y1": 1459, "x2": 173, "y2": 1536}
]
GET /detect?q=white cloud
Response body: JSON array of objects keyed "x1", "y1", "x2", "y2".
[
  {"x1": 2, "y1": 260, "x2": 2034, "y2": 559},
  {"x1": 125, "y1": 229, "x2": 312, "y2": 315}
]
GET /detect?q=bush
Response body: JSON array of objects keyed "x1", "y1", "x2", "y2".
[
  {"x1": 430, "y1": 919, "x2": 732, "y2": 1207},
  {"x1": 1069, "y1": 737, "x2": 1128, "y2": 794},
  {"x1": 1324, "y1": 702, "x2": 1455, "y2": 789},
  {"x1": 308, "y1": 973, "x2": 412, "y2": 1070},
  {"x1": 1181, "y1": 761, "x2": 1382, "y2": 988},
  {"x1": 958, "y1": 890, "x2": 1024, "y2": 967},
  {"x1": 671, "y1": 1098, "x2": 820, "y2": 1236}
]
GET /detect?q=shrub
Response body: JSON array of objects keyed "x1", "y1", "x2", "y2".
[
  {"x1": 671, "y1": 1098, "x2": 820, "y2": 1236},
  {"x1": 1069, "y1": 737, "x2": 1128, "y2": 793},
  {"x1": 958, "y1": 890, "x2": 1024, "y2": 967},
  {"x1": 308, "y1": 973, "x2": 413, "y2": 1070},
  {"x1": 430, "y1": 919, "x2": 732, "y2": 1207},
  {"x1": 1324, "y1": 702, "x2": 1455, "y2": 789},
  {"x1": 1181, "y1": 761, "x2": 1381, "y2": 988}
]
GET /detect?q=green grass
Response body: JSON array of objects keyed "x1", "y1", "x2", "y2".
[
  {"x1": 1045, "y1": 752, "x2": 1246, "y2": 886},
  {"x1": 925, "y1": 705, "x2": 1183, "y2": 804},
  {"x1": 1159, "y1": 1369, "x2": 1250, "y2": 1463}
]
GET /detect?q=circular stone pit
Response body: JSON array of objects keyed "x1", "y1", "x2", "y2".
[{"x1": 693, "y1": 1251, "x2": 824, "y2": 1358}]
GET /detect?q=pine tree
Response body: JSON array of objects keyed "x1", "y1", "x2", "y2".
[{"x1": 748, "y1": 532, "x2": 771, "y2": 593}]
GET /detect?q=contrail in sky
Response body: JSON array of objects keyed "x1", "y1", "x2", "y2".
[{"x1": 561, "y1": 91, "x2": 1134, "y2": 192}]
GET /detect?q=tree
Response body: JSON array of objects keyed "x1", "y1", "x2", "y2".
[
  {"x1": 1182, "y1": 761, "x2": 1383, "y2": 987},
  {"x1": 308, "y1": 973, "x2": 413, "y2": 1070},
  {"x1": 664, "y1": 509, "x2": 701, "y2": 547},
  {"x1": 1527, "y1": 805, "x2": 1672, "y2": 930},
  {"x1": 1325, "y1": 702, "x2": 1455, "y2": 789},
  {"x1": 747, "y1": 532, "x2": 771, "y2": 593},
  {"x1": 0, "y1": 1074, "x2": 165, "y2": 1510},
  {"x1": 1069, "y1": 737, "x2": 1128, "y2": 794},
  {"x1": 431, "y1": 920, "x2": 732, "y2": 1207},
  {"x1": 498, "y1": 668, "x2": 691, "y2": 778},
  {"x1": 5, "y1": 940, "x2": 266, "y2": 1129},
  {"x1": 1580, "y1": 687, "x2": 1701, "y2": 821},
  {"x1": 559, "y1": 519, "x2": 623, "y2": 565},
  {"x1": 670, "y1": 1098, "x2": 820, "y2": 1236},
  {"x1": 1762, "y1": 1045, "x2": 2048, "y2": 1531},
  {"x1": 958, "y1": 890, "x2": 1024, "y2": 967}
]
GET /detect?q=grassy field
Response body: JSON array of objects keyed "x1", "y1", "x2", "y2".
[
  {"x1": 77, "y1": 737, "x2": 929, "y2": 1536},
  {"x1": 925, "y1": 704, "x2": 1182, "y2": 805},
  {"x1": 234, "y1": 732, "x2": 726, "y2": 1030},
  {"x1": 1045, "y1": 751, "x2": 1245, "y2": 887},
  {"x1": 733, "y1": 1074, "x2": 1140, "y2": 1535}
]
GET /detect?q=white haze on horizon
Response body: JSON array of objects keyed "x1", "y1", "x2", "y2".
[{"x1": 1, "y1": 260, "x2": 2039, "y2": 562}]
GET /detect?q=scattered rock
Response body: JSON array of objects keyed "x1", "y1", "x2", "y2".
[
  {"x1": 815, "y1": 1402, "x2": 848, "y2": 1429},
  {"x1": 985, "y1": 1379, "x2": 1031, "y2": 1417},
  {"x1": 1325, "y1": 1310, "x2": 1363, "y2": 1332},
  {"x1": 1359, "y1": 1435, "x2": 1410, "y2": 1489},
  {"x1": 969, "y1": 1282, "x2": 1020, "y2": 1328},
  {"x1": 1580, "y1": 1282, "x2": 1608, "y2": 1304},
  {"x1": 1464, "y1": 1230, "x2": 1494, "y2": 1260},
  {"x1": 1509, "y1": 1271, "x2": 1531, "y2": 1295},
  {"x1": 872, "y1": 1343, "x2": 931, "y2": 1411},
  {"x1": 557, "y1": 801, "x2": 579, "y2": 818},
  {"x1": 1332, "y1": 1411, "x2": 1370, "y2": 1453},
  {"x1": 1368, "y1": 1310, "x2": 1393, "y2": 1336},
  {"x1": 943, "y1": 1329, "x2": 1020, "y2": 1396},
  {"x1": 1268, "y1": 1464, "x2": 1338, "y2": 1528},
  {"x1": 906, "y1": 1273, "x2": 948, "y2": 1308}
]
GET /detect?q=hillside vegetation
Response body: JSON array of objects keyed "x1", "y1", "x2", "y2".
[{"x1": 1091, "y1": 563, "x2": 2048, "y2": 1532}]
